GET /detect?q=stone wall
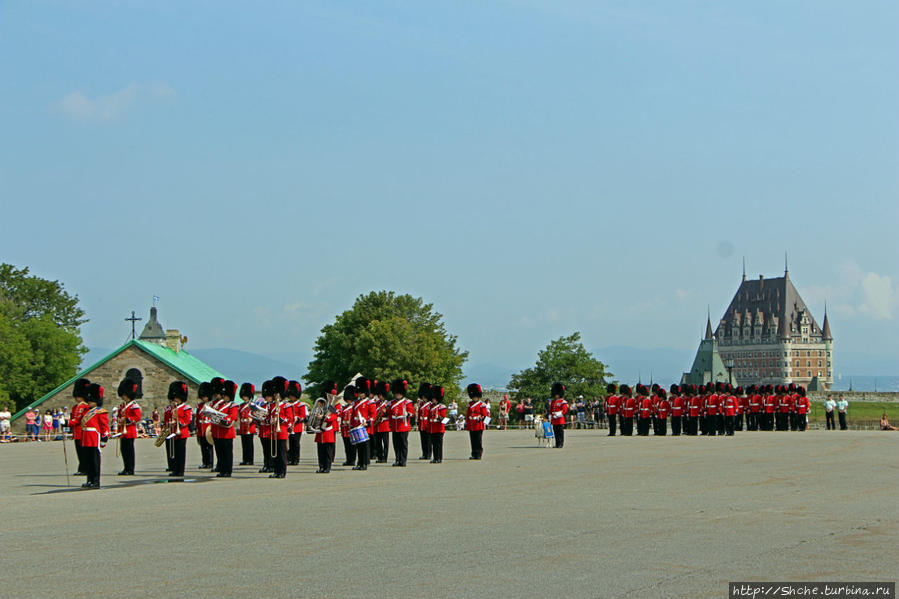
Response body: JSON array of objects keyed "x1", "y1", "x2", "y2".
[
  {"x1": 809, "y1": 391, "x2": 899, "y2": 403},
  {"x1": 11, "y1": 345, "x2": 202, "y2": 433}
]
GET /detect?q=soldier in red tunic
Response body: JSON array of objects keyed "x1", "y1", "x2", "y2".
[
  {"x1": 167, "y1": 381, "x2": 192, "y2": 477},
  {"x1": 212, "y1": 380, "x2": 239, "y2": 477},
  {"x1": 286, "y1": 381, "x2": 306, "y2": 466},
  {"x1": 69, "y1": 378, "x2": 91, "y2": 476},
  {"x1": 722, "y1": 390, "x2": 737, "y2": 436},
  {"x1": 265, "y1": 377, "x2": 290, "y2": 478},
  {"x1": 604, "y1": 384, "x2": 619, "y2": 436},
  {"x1": 80, "y1": 383, "x2": 109, "y2": 488},
  {"x1": 428, "y1": 386, "x2": 447, "y2": 463},
  {"x1": 389, "y1": 378, "x2": 413, "y2": 467},
  {"x1": 465, "y1": 383, "x2": 488, "y2": 460},
  {"x1": 655, "y1": 388, "x2": 670, "y2": 436},
  {"x1": 795, "y1": 387, "x2": 810, "y2": 431},
  {"x1": 237, "y1": 383, "x2": 256, "y2": 465},
  {"x1": 339, "y1": 399, "x2": 355, "y2": 467},
  {"x1": 314, "y1": 402, "x2": 339, "y2": 473},
  {"x1": 417, "y1": 383, "x2": 432, "y2": 460},
  {"x1": 195, "y1": 382, "x2": 215, "y2": 469},
  {"x1": 635, "y1": 385, "x2": 652, "y2": 436},
  {"x1": 549, "y1": 382, "x2": 568, "y2": 448},
  {"x1": 347, "y1": 384, "x2": 371, "y2": 471},
  {"x1": 116, "y1": 378, "x2": 141, "y2": 475},
  {"x1": 670, "y1": 385, "x2": 684, "y2": 436},
  {"x1": 619, "y1": 385, "x2": 635, "y2": 436},
  {"x1": 257, "y1": 381, "x2": 273, "y2": 473},
  {"x1": 747, "y1": 385, "x2": 761, "y2": 431},
  {"x1": 373, "y1": 381, "x2": 392, "y2": 463}
]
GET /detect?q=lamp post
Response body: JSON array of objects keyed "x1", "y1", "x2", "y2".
[{"x1": 724, "y1": 357, "x2": 735, "y2": 386}]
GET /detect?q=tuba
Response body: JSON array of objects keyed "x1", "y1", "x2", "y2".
[{"x1": 306, "y1": 392, "x2": 338, "y2": 433}]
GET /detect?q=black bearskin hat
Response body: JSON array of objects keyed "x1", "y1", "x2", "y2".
[
  {"x1": 198, "y1": 382, "x2": 212, "y2": 399},
  {"x1": 429, "y1": 385, "x2": 445, "y2": 402},
  {"x1": 467, "y1": 383, "x2": 483, "y2": 399},
  {"x1": 658, "y1": 388, "x2": 667, "y2": 398},
  {"x1": 168, "y1": 381, "x2": 188, "y2": 401},
  {"x1": 344, "y1": 384, "x2": 357, "y2": 400},
  {"x1": 417, "y1": 382, "x2": 431, "y2": 399},
  {"x1": 375, "y1": 380, "x2": 390, "y2": 396},
  {"x1": 320, "y1": 380, "x2": 338, "y2": 396},
  {"x1": 223, "y1": 380, "x2": 238, "y2": 399},
  {"x1": 210, "y1": 377, "x2": 225, "y2": 396},
  {"x1": 270, "y1": 376, "x2": 288, "y2": 396},
  {"x1": 619, "y1": 384, "x2": 631, "y2": 397},
  {"x1": 73, "y1": 378, "x2": 91, "y2": 399},
  {"x1": 551, "y1": 382, "x2": 565, "y2": 398},
  {"x1": 606, "y1": 383, "x2": 618, "y2": 394},
  {"x1": 88, "y1": 383, "x2": 104, "y2": 407},
  {"x1": 651, "y1": 383, "x2": 660, "y2": 393},
  {"x1": 392, "y1": 378, "x2": 408, "y2": 397},
  {"x1": 287, "y1": 380, "x2": 302, "y2": 398},
  {"x1": 670, "y1": 384, "x2": 680, "y2": 395},
  {"x1": 354, "y1": 377, "x2": 371, "y2": 395},
  {"x1": 261, "y1": 380, "x2": 272, "y2": 397},
  {"x1": 239, "y1": 382, "x2": 255, "y2": 399},
  {"x1": 117, "y1": 378, "x2": 138, "y2": 399},
  {"x1": 798, "y1": 386, "x2": 806, "y2": 396}
]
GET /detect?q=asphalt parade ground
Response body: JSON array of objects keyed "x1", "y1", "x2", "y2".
[{"x1": 2, "y1": 429, "x2": 897, "y2": 599}]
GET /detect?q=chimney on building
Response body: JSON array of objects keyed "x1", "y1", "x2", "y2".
[{"x1": 165, "y1": 329, "x2": 182, "y2": 353}]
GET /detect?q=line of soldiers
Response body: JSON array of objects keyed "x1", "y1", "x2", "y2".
[
  {"x1": 603, "y1": 382, "x2": 811, "y2": 437},
  {"x1": 69, "y1": 374, "x2": 493, "y2": 487}
]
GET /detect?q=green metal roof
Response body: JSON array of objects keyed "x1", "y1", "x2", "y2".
[{"x1": 11, "y1": 339, "x2": 227, "y2": 423}]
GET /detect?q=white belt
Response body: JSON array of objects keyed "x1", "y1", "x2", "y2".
[{"x1": 84, "y1": 427, "x2": 98, "y2": 432}]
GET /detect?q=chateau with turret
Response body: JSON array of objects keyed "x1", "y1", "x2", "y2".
[{"x1": 683, "y1": 263, "x2": 834, "y2": 390}]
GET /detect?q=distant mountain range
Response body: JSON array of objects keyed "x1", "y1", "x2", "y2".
[{"x1": 80, "y1": 344, "x2": 896, "y2": 392}]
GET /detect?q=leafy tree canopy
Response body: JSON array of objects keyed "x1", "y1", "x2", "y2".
[
  {"x1": 508, "y1": 332, "x2": 612, "y2": 412},
  {"x1": 0, "y1": 265, "x2": 87, "y2": 411},
  {"x1": 305, "y1": 291, "x2": 468, "y2": 399}
]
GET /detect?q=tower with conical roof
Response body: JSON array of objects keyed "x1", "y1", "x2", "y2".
[{"x1": 691, "y1": 262, "x2": 834, "y2": 390}]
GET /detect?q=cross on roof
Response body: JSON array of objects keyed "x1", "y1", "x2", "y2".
[{"x1": 125, "y1": 310, "x2": 142, "y2": 340}]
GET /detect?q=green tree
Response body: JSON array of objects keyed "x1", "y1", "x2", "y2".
[
  {"x1": 306, "y1": 291, "x2": 468, "y2": 399},
  {"x1": 508, "y1": 332, "x2": 612, "y2": 412},
  {"x1": 0, "y1": 265, "x2": 88, "y2": 411}
]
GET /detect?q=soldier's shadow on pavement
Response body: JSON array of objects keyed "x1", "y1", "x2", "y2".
[{"x1": 27, "y1": 476, "x2": 216, "y2": 494}]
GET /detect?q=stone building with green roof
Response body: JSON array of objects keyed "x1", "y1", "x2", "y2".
[{"x1": 10, "y1": 307, "x2": 225, "y2": 432}]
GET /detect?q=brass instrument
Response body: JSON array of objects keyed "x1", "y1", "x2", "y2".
[
  {"x1": 247, "y1": 401, "x2": 269, "y2": 424},
  {"x1": 373, "y1": 399, "x2": 389, "y2": 428},
  {"x1": 201, "y1": 404, "x2": 230, "y2": 427},
  {"x1": 306, "y1": 392, "x2": 338, "y2": 433},
  {"x1": 153, "y1": 406, "x2": 169, "y2": 447},
  {"x1": 270, "y1": 400, "x2": 281, "y2": 459}
]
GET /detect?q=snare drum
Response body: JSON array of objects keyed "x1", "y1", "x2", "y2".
[{"x1": 349, "y1": 425, "x2": 370, "y2": 445}]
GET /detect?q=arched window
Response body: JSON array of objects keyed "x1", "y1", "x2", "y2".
[{"x1": 125, "y1": 368, "x2": 144, "y2": 398}]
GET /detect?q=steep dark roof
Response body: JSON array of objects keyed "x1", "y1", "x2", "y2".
[
  {"x1": 822, "y1": 310, "x2": 832, "y2": 341},
  {"x1": 716, "y1": 273, "x2": 823, "y2": 342}
]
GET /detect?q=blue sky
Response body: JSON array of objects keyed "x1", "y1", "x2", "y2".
[{"x1": 2, "y1": 1, "x2": 897, "y2": 379}]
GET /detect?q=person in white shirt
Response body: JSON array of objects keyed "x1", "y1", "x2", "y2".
[
  {"x1": 823, "y1": 395, "x2": 836, "y2": 430},
  {"x1": 0, "y1": 405, "x2": 11, "y2": 442},
  {"x1": 836, "y1": 395, "x2": 849, "y2": 430}
]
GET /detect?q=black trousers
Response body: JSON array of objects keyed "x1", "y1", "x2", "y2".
[
  {"x1": 120, "y1": 437, "x2": 135, "y2": 473},
  {"x1": 166, "y1": 437, "x2": 176, "y2": 471},
  {"x1": 374, "y1": 431, "x2": 390, "y2": 462},
  {"x1": 798, "y1": 414, "x2": 807, "y2": 431},
  {"x1": 75, "y1": 439, "x2": 86, "y2": 473},
  {"x1": 316, "y1": 442, "x2": 335, "y2": 471},
  {"x1": 717, "y1": 414, "x2": 726, "y2": 435},
  {"x1": 655, "y1": 418, "x2": 667, "y2": 436},
  {"x1": 671, "y1": 416, "x2": 681, "y2": 436},
  {"x1": 550, "y1": 425, "x2": 564, "y2": 448},
  {"x1": 775, "y1": 413, "x2": 787, "y2": 431},
  {"x1": 260, "y1": 436, "x2": 272, "y2": 470},
  {"x1": 213, "y1": 437, "x2": 233, "y2": 476},
  {"x1": 725, "y1": 415, "x2": 735, "y2": 436},
  {"x1": 355, "y1": 439, "x2": 370, "y2": 467},
  {"x1": 287, "y1": 433, "x2": 300, "y2": 464},
  {"x1": 704, "y1": 415, "x2": 716, "y2": 435},
  {"x1": 172, "y1": 437, "x2": 187, "y2": 476},
  {"x1": 272, "y1": 438, "x2": 287, "y2": 476},
  {"x1": 789, "y1": 413, "x2": 798, "y2": 431},
  {"x1": 392, "y1": 431, "x2": 408, "y2": 465},
  {"x1": 240, "y1": 434, "x2": 254, "y2": 464},
  {"x1": 621, "y1": 417, "x2": 633, "y2": 436},
  {"x1": 825, "y1": 412, "x2": 835, "y2": 430},
  {"x1": 85, "y1": 446, "x2": 101, "y2": 486},
  {"x1": 746, "y1": 413, "x2": 757, "y2": 431},
  {"x1": 469, "y1": 429, "x2": 483, "y2": 459},
  {"x1": 735, "y1": 414, "x2": 744, "y2": 430},
  {"x1": 197, "y1": 434, "x2": 214, "y2": 467},
  {"x1": 637, "y1": 418, "x2": 650, "y2": 436},
  {"x1": 342, "y1": 436, "x2": 356, "y2": 465},
  {"x1": 419, "y1": 430, "x2": 431, "y2": 459},
  {"x1": 607, "y1": 414, "x2": 617, "y2": 436},
  {"x1": 838, "y1": 412, "x2": 847, "y2": 430},
  {"x1": 431, "y1": 432, "x2": 444, "y2": 460}
]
